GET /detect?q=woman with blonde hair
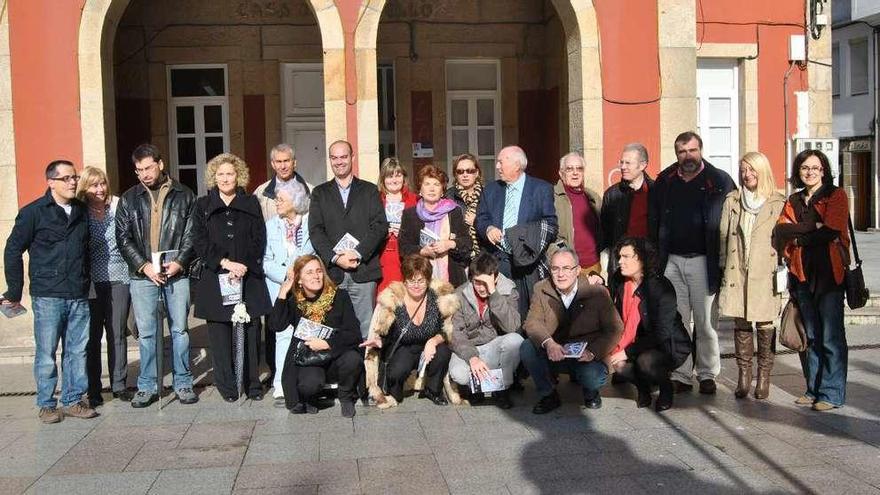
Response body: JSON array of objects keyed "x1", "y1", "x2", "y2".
[
  {"x1": 718, "y1": 152, "x2": 786, "y2": 400},
  {"x1": 191, "y1": 153, "x2": 272, "y2": 401},
  {"x1": 377, "y1": 157, "x2": 418, "y2": 294},
  {"x1": 76, "y1": 166, "x2": 132, "y2": 405}
]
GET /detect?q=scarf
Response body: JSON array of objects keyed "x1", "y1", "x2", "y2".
[
  {"x1": 295, "y1": 285, "x2": 337, "y2": 324},
  {"x1": 739, "y1": 188, "x2": 766, "y2": 264},
  {"x1": 457, "y1": 181, "x2": 483, "y2": 259},
  {"x1": 416, "y1": 198, "x2": 457, "y2": 282},
  {"x1": 617, "y1": 280, "x2": 640, "y2": 352}
]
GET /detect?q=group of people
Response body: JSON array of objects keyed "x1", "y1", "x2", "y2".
[{"x1": 2, "y1": 129, "x2": 852, "y2": 424}]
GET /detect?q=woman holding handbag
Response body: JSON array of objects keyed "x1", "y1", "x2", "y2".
[
  {"x1": 774, "y1": 149, "x2": 850, "y2": 411},
  {"x1": 718, "y1": 152, "x2": 786, "y2": 400},
  {"x1": 267, "y1": 255, "x2": 362, "y2": 417}
]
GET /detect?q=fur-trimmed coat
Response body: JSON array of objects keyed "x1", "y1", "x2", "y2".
[{"x1": 365, "y1": 278, "x2": 462, "y2": 408}]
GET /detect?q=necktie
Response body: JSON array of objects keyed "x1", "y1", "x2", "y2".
[{"x1": 501, "y1": 184, "x2": 517, "y2": 252}]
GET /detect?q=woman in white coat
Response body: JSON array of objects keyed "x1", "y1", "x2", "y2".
[{"x1": 264, "y1": 181, "x2": 314, "y2": 404}]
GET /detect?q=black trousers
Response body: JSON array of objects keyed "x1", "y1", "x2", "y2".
[
  {"x1": 625, "y1": 349, "x2": 674, "y2": 387},
  {"x1": 207, "y1": 319, "x2": 262, "y2": 399},
  {"x1": 87, "y1": 281, "x2": 131, "y2": 395},
  {"x1": 282, "y1": 348, "x2": 363, "y2": 408},
  {"x1": 384, "y1": 343, "x2": 451, "y2": 403},
  {"x1": 263, "y1": 315, "x2": 275, "y2": 376}
]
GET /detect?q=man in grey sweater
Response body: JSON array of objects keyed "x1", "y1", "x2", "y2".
[{"x1": 449, "y1": 253, "x2": 524, "y2": 409}]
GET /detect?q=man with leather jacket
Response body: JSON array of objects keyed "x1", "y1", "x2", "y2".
[{"x1": 116, "y1": 143, "x2": 198, "y2": 407}]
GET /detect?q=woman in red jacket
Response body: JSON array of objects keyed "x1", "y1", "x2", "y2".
[{"x1": 378, "y1": 158, "x2": 418, "y2": 294}]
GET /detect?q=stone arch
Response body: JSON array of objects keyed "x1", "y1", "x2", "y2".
[
  {"x1": 352, "y1": 0, "x2": 603, "y2": 189},
  {"x1": 78, "y1": 0, "x2": 347, "y2": 187}
]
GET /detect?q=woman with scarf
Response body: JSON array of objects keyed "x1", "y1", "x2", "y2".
[
  {"x1": 718, "y1": 152, "x2": 786, "y2": 400},
  {"x1": 268, "y1": 254, "x2": 362, "y2": 417},
  {"x1": 446, "y1": 153, "x2": 483, "y2": 261},
  {"x1": 399, "y1": 164, "x2": 472, "y2": 287},
  {"x1": 774, "y1": 149, "x2": 850, "y2": 412},
  {"x1": 378, "y1": 158, "x2": 419, "y2": 294}
]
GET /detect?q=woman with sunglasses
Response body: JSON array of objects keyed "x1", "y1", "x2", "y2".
[{"x1": 446, "y1": 153, "x2": 483, "y2": 261}]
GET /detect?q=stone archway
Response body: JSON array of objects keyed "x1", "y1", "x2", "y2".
[
  {"x1": 353, "y1": 0, "x2": 603, "y2": 190},
  {"x1": 77, "y1": 0, "x2": 347, "y2": 187}
]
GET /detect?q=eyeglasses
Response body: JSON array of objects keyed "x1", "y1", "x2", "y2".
[
  {"x1": 800, "y1": 166, "x2": 823, "y2": 173},
  {"x1": 455, "y1": 168, "x2": 477, "y2": 176},
  {"x1": 48, "y1": 175, "x2": 80, "y2": 184},
  {"x1": 405, "y1": 278, "x2": 428, "y2": 287},
  {"x1": 561, "y1": 166, "x2": 584, "y2": 174},
  {"x1": 550, "y1": 265, "x2": 577, "y2": 274}
]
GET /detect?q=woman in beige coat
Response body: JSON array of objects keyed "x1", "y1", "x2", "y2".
[{"x1": 718, "y1": 152, "x2": 785, "y2": 400}]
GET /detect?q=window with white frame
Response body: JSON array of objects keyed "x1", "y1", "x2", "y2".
[
  {"x1": 167, "y1": 65, "x2": 230, "y2": 195},
  {"x1": 832, "y1": 43, "x2": 840, "y2": 97},
  {"x1": 446, "y1": 60, "x2": 501, "y2": 179},
  {"x1": 850, "y1": 37, "x2": 869, "y2": 96},
  {"x1": 696, "y1": 59, "x2": 740, "y2": 182},
  {"x1": 378, "y1": 64, "x2": 396, "y2": 163}
]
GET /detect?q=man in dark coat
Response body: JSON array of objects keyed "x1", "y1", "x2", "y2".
[
  {"x1": 600, "y1": 142, "x2": 654, "y2": 274},
  {"x1": 476, "y1": 145, "x2": 558, "y2": 317},
  {"x1": 116, "y1": 143, "x2": 198, "y2": 408},
  {"x1": 308, "y1": 140, "x2": 389, "y2": 338},
  {"x1": 649, "y1": 131, "x2": 736, "y2": 395},
  {"x1": 3, "y1": 160, "x2": 98, "y2": 423}
]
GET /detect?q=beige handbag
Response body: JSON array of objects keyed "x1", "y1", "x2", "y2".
[{"x1": 779, "y1": 299, "x2": 807, "y2": 352}]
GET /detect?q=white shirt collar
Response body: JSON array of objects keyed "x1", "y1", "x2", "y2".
[{"x1": 559, "y1": 280, "x2": 578, "y2": 309}]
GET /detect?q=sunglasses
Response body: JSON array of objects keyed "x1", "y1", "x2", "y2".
[{"x1": 455, "y1": 168, "x2": 478, "y2": 176}]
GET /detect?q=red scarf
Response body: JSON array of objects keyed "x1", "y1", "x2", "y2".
[{"x1": 613, "y1": 280, "x2": 640, "y2": 354}]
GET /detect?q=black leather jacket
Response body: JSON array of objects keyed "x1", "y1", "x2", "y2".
[{"x1": 115, "y1": 177, "x2": 197, "y2": 279}]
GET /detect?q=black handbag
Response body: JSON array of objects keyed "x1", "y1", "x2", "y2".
[
  {"x1": 844, "y1": 216, "x2": 869, "y2": 310},
  {"x1": 292, "y1": 339, "x2": 332, "y2": 367}
]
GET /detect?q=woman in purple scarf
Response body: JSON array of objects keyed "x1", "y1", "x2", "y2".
[{"x1": 399, "y1": 165, "x2": 473, "y2": 287}]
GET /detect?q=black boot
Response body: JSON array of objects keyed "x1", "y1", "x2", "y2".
[{"x1": 655, "y1": 380, "x2": 673, "y2": 412}]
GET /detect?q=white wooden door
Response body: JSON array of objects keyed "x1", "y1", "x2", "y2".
[
  {"x1": 697, "y1": 59, "x2": 740, "y2": 182},
  {"x1": 281, "y1": 63, "x2": 326, "y2": 186}
]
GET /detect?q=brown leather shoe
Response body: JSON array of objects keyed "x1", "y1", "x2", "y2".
[
  {"x1": 733, "y1": 328, "x2": 754, "y2": 399},
  {"x1": 754, "y1": 325, "x2": 775, "y2": 400},
  {"x1": 62, "y1": 401, "x2": 98, "y2": 419},
  {"x1": 39, "y1": 407, "x2": 63, "y2": 424}
]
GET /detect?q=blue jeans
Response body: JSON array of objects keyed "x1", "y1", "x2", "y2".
[
  {"x1": 792, "y1": 282, "x2": 847, "y2": 406},
  {"x1": 130, "y1": 277, "x2": 193, "y2": 392},
  {"x1": 520, "y1": 338, "x2": 608, "y2": 400},
  {"x1": 32, "y1": 297, "x2": 90, "y2": 408}
]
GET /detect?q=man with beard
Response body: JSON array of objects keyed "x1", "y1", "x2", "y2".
[{"x1": 649, "y1": 132, "x2": 735, "y2": 395}]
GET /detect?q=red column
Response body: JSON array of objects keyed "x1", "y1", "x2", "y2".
[{"x1": 8, "y1": 1, "x2": 85, "y2": 205}]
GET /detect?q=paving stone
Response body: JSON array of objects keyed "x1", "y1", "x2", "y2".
[
  {"x1": 758, "y1": 464, "x2": 880, "y2": 494},
  {"x1": 178, "y1": 420, "x2": 255, "y2": 448},
  {"x1": 25, "y1": 471, "x2": 159, "y2": 495},
  {"x1": 47, "y1": 435, "x2": 145, "y2": 476},
  {"x1": 357, "y1": 454, "x2": 448, "y2": 494},
  {"x1": 253, "y1": 416, "x2": 354, "y2": 436},
  {"x1": 353, "y1": 412, "x2": 424, "y2": 436},
  {"x1": 507, "y1": 476, "x2": 649, "y2": 495},
  {"x1": 88, "y1": 423, "x2": 190, "y2": 444},
  {"x1": 698, "y1": 433, "x2": 826, "y2": 471},
  {"x1": 636, "y1": 466, "x2": 785, "y2": 494},
  {"x1": 148, "y1": 466, "x2": 238, "y2": 494},
  {"x1": 317, "y1": 482, "x2": 363, "y2": 494},
  {"x1": 97, "y1": 409, "x2": 199, "y2": 427},
  {"x1": 125, "y1": 440, "x2": 247, "y2": 472},
  {"x1": 0, "y1": 429, "x2": 90, "y2": 477},
  {"x1": 243, "y1": 432, "x2": 319, "y2": 465},
  {"x1": 235, "y1": 460, "x2": 358, "y2": 489},
  {"x1": 450, "y1": 483, "x2": 512, "y2": 495},
  {"x1": 234, "y1": 485, "x2": 318, "y2": 495},
  {"x1": 0, "y1": 476, "x2": 35, "y2": 494},
  {"x1": 318, "y1": 429, "x2": 431, "y2": 460}
]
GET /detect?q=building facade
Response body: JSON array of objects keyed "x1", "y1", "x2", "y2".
[{"x1": 0, "y1": 0, "x2": 832, "y2": 346}]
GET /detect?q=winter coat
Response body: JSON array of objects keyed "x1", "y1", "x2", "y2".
[
  {"x1": 549, "y1": 179, "x2": 603, "y2": 260},
  {"x1": 378, "y1": 188, "x2": 418, "y2": 294},
  {"x1": 450, "y1": 274, "x2": 521, "y2": 361},
  {"x1": 609, "y1": 272, "x2": 692, "y2": 369},
  {"x1": 600, "y1": 175, "x2": 654, "y2": 273},
  {"x1": 718, "y1": 189, "x2": 786, "y2": 321},
  {"x1": 263, "y1": 213, "x2": 314, "y2": 302},
  {"x1": 191, "y1": 188, "x2": 272, "y2": 321},
  {"x1": 364, "y1": 279, "x2": 462, "y2": 407},
  {"x1": 522, "y1": 274, "x2": 623, "y2": 361},
  {"x1": 253, "y1": 172, "x2": 312, "y2": 221},
  {"x1": 398, "y1": 205, "x2": 473, "y2": 287}
]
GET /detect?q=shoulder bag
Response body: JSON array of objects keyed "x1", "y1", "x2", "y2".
[
  {"x1": 779, "y1": 299, "x2": 807, "y2": 352},
  {"x1": 843, "y1": 216, "x2": 869, "y2": 310}
]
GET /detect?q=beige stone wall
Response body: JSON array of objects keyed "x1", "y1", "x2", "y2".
[
  {"x1": 807, "y1": 4, "x2": 833, "y2": 139},
  {"x1": 658, "y1": 0, "x2": 697, "y2": 168}
]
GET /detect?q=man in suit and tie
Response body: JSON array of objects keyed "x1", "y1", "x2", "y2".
[
  {"x1": 308, "y1": 140, "x2": 389, "y2": 338},
  {"x1": 476, "y1": 145, "x2": 557, "y2": 316}
]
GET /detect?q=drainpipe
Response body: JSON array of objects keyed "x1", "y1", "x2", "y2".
[
  {"x1": 783, "y1": 61, "x2": 796, "y2": 196},
  {"x1": 874, "y1": 25, "x2": 879, "y2": 229}
]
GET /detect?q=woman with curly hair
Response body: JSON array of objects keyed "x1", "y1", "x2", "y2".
[
  {"x1": 607, "y1": 237, "x2": 691, "y2": 411},
  {"x1": 191, "y1": 153, "x2": 272, "y2": 402}
]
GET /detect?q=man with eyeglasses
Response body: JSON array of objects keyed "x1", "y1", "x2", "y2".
[
  {"x1": 116, "y1": 143, "x2": 198, "y2": 408},
  {"x1": 550, "y1": 151, "x2": 604, "y2": 277},
  {"x1": 519, "y1": 247, "x2": 623, "y2": 413},
  {"x1": 600, "y1": 143, "x2": 654, "y2": 275},
  {"x1": 649, "y1": 131, "x2": 735, "y2": 395},
  {"x1": 3, "y1": 160, "x2": 98, "y2": 423},
  {"x1": 253, "y1": 143, "x2": 312, "y2": 221}
]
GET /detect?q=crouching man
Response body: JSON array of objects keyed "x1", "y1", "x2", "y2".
[
  {"x1": 520, "y1": 247, "x2": 623, "y2": 413},
  {"x1": 449, "y1": 253, "x2": 523, "y2": 409}
]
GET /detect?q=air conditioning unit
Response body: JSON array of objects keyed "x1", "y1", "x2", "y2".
[{"x1": 794, "y1": 138, "x2": 840, "y2": 182}]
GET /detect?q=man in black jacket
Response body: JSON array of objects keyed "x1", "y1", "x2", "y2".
[
  {"x1": 3, "y1": 160, "x2": 97, "y2": 423},
  {"x1": 649, "y1": 131, "x2": 735, "y2": 395},
  {"x1": 308, "y1": 140, "x2": 389, "y2": 338},
  {"x1": 116, "y1": 144, "x2": 198, "y2": 408},
  {"x1": 600, "y1": 143, "x2": 654, "y2": 274}
]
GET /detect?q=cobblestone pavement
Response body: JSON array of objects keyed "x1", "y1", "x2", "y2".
[{"x1": 1, "y1": 323, "x2": 880, "y2": 495}]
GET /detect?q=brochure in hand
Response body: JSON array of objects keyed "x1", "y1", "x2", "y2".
[
  {"x1": 419, "y1": 228, "x2": 441, "y2": 248},
  {"x1": 418, "y1": 353, "x2": 429, "y2": 378},
  {"x1": 294, "y1": 318, "x2": 335, "y2": 341},
  {"x1": 151, "y1": 250, "x2": 179, "y2": 274},
  {"x1": 333, "y1": 233, "x2": 360, "y2": 254},
  {"x1": 385, "y1": 202, "x2": 404, "y2": 226},
  {"x1": 218, "y1": 273, "x2": 242, "y2": 306},
  {"x1": 562, "y1": 342, "x2": 588, "y2": 359},
  {"x1": 469, "y1": 368, "x2": 505, "y2": 394},
  {"x1": 0, "y1": 298, "x2": 27, "y2": 319}
]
